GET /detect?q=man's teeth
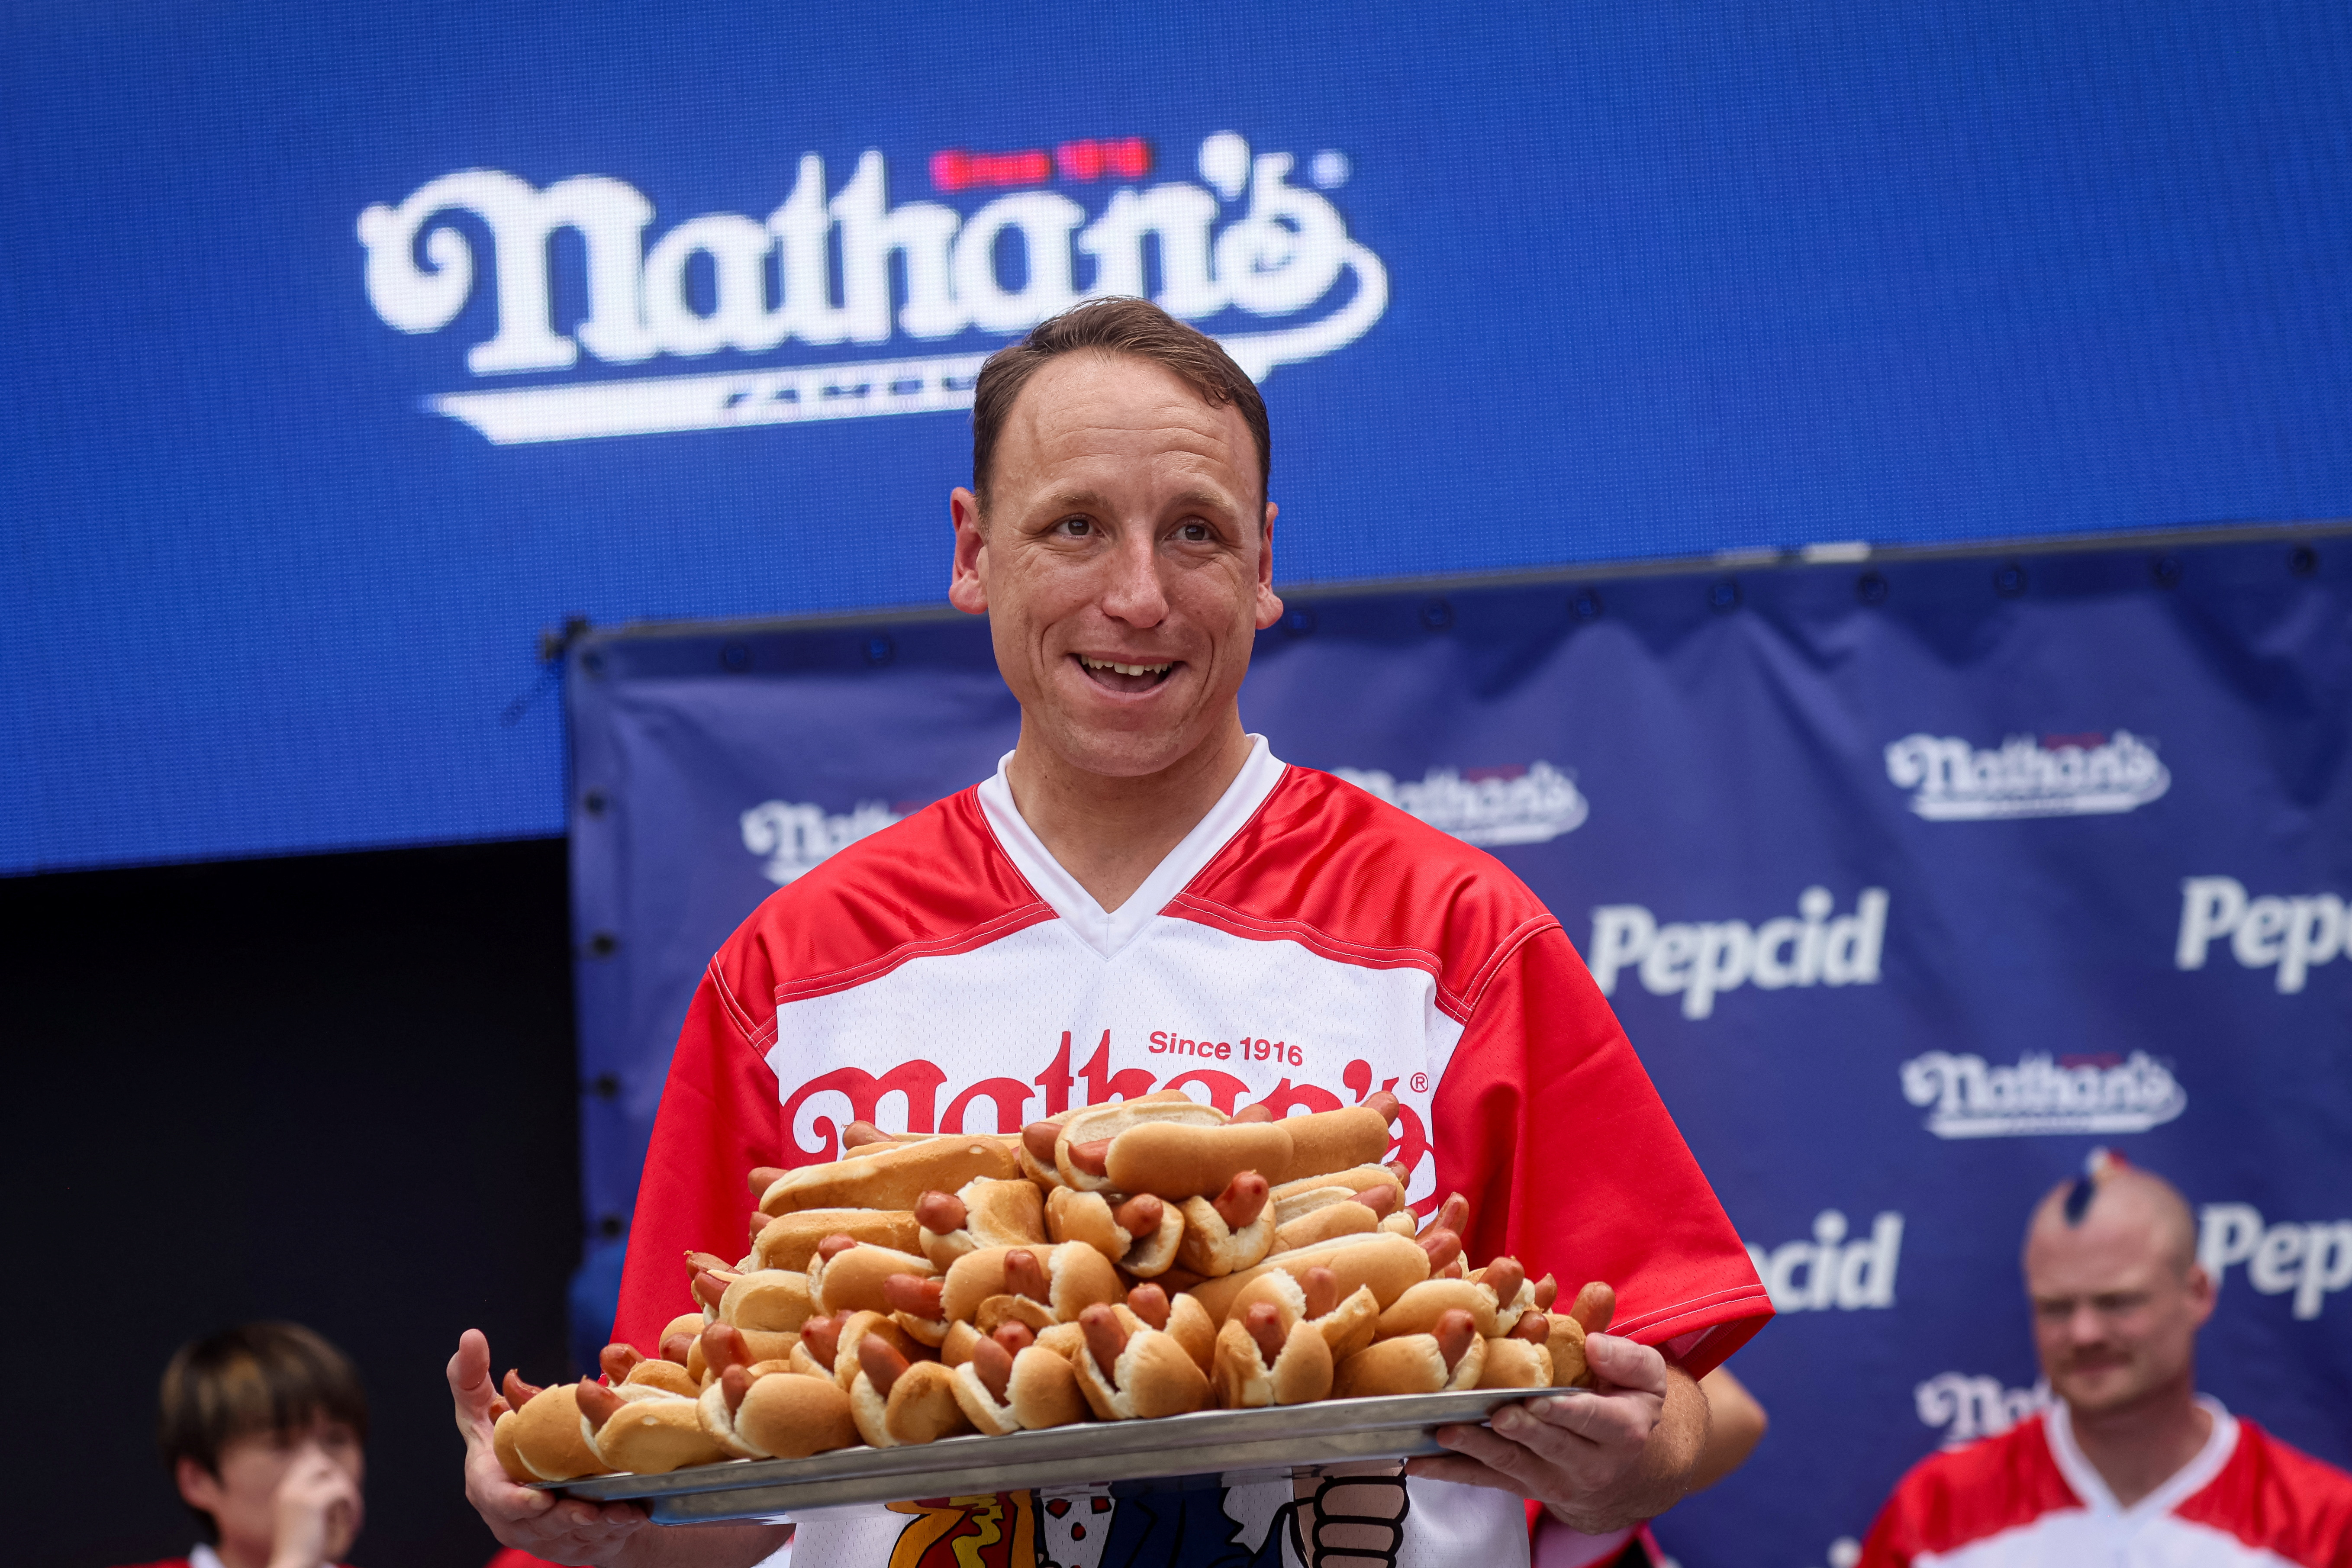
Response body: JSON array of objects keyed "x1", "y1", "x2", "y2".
[{"x1": 1081, "y1": 657, "x2": 1172, "y2": 677}]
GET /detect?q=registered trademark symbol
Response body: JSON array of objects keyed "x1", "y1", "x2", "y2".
[{"x1": 1410, "y1": 1072, "x2": 1430, "y2": 1093}]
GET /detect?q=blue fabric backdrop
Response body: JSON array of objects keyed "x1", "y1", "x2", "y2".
[
  {"x1": 13, "y1": 2, "x2": 2352, "y2": 873},
  {"x1": 567, "y1": 528, "x2": 2349, "y2": 1565}
]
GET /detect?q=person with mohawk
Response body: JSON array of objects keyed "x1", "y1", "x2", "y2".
[{"x1": 1861, "y1": 1151, "x2": 2352, "y2": 1568}]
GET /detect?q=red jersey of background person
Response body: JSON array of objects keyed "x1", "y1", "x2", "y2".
[
  {"x1": 613, "y1": 743, "x2": 1769, "y2": 1370},
  {"x1": 1860, "y1": 1402, "x2": 2352, "y2": 1568}
]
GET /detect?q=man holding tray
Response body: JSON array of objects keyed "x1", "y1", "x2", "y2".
[{"x1": 449, "y1": 296, "x2": 1774, "y2": 1567}]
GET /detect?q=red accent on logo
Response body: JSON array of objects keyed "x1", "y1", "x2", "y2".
[
  {"x1": 1055, "y1": 137, "x2": 1151, "y2": 182},
  {"x1": 780, "y1": 1061, "x2": 946, "y2": 1161},
  {"x1": 1461, "y1": 765, "x2": 1530, "y2": 783},
  {"x1": 1163, "y1": 1068, "x2": 1249, "y2": 1113},
  {"x1": 2041, "y1": 732, "x2": 2107, "y2": 750},
  {"x1": 930, "y1": 138, "x2": 1152, "y2": 192},
  {"x1": 929, "y1": 147, "x2": 1052, "y2": 192}
]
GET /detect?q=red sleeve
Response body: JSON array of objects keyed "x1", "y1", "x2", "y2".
[
  {"x1": 611, "y1": 965, "x2": 782, "y2": 1355},
  {"x1": 1429, "y1": 926, "x2": 1771, "y2": 1376}
]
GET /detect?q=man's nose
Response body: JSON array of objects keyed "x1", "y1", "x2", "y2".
[{"x1": 1099, "y1": 526, "x2": 1169, "y2": 626}]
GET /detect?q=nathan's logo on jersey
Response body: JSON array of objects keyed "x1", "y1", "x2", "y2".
[
  {"x1": 1331, "y1": 762, "x2": 1588, "y2": 847},
  {"x1": 1588, "y1": 887, "x2": 1887, "y2": 1020},
  {"x1": 2200, "y1": 1204, "x2": 2352, "y2": 1321},
  {"x1": 740, "y1": 797, "x2": 903, "y2": 884},
  {"x1": 1883, "y1": 730, "x2": 2169, "y2": 820},
  {"x1": 1900, "y1": 1050, "x2": 2185, "y2": 1139},
  {"x1": 1914, "y1": 1372, "x2": 2050, "y2": 1448},
  {"x1": 357, "y1": 131, "x2": 1388, "y2": 444},
  {"x1": 2176, "y1": 876, "x2": 2346, "y2": 995},
  {"x1": 1743, "y1": 1210, "x2": 1903, "y2": 1314},
  {"x1": 778, "y1": 1030, "x2": 1434, "y2": 1198}
]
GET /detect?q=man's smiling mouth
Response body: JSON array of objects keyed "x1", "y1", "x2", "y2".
[{"x1": 1076, "y1": 653, "x2": 1176, "y2": 691}]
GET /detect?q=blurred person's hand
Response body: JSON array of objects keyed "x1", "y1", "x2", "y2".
[
  {"x1": 449, "y1": 1329, "x2": 785, "y2": 1568},
  {"x1": 268, "y1": 1442, "x2": 363, "y2": 1568}
]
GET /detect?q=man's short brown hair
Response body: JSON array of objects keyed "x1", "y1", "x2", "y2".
[
  {"x1": 159, "y1": 1322, "x2": 369, "y2": 1537},
  {"x1": 970, "y1": 296, "x2": 1271, "y2": 511}
]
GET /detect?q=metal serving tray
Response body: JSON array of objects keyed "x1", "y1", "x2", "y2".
[{"x1": 544, "y1": 1387, "x2": 1571, "y2": 1523}]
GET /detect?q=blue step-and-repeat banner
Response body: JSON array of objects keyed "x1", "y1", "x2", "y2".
[{"x1": 569, "y1": 531, "x2": 2349, "y2": 1566}]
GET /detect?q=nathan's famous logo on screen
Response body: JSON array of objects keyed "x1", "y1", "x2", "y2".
[
  {"x1": 1914, "y1": 1372, "x2": 2049, "y2": 1448},
  {"x1": 1899, "y1": 1049, "x2": 2186, "y2": 1140},
  {"x1": 1884, "y1": 729, "x2": 2169, "y2": 820},
  {"x1": 1331, "y1": 762, "x2": 1588, "y2": 847},
  {"x1": 356, "y1": 132, "x2": 1388, "y2": 444}
]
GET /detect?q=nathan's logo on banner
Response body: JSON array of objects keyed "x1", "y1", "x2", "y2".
[
  {"x1": 741, "y1": 798, "x2": 902, "y2": 884},
  {"x1": 357, "y1": 131, "x2": 1389, "y2": 444},
  {"x1": 1883, "y1": 730, "x2": 2170, "y2": 820},
  {"x1": 1743, "y1": 1210, "x2": 1903, "y2": 1313},
  {"x1": 1914, "y1": 1372, "x2": 2050, "y2": 1448},
  {"x1": 1899, "y1": 1050, "x2": 2186, "y2": 1139},
  {"x1": 2200, "y1": 1204, "x2": 2352, "y2": 1321},
  {"x1": 1588, "y1": 886, "x2": 1887, "y2": 1020},
  {"x1": 1332, "y1": 762, "x2": 1588, "y2": 847},
  {"x1": 2176, "y1": 876, "x2": 2346, "y2": 995}
]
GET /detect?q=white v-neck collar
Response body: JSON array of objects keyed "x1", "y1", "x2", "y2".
[
  {"x1": 2046, "y1": 1394, "x2": 2237, "y2": 1522},
  {"x1": 976, "y1": 735, "x2": 1287, "y2": 958}
]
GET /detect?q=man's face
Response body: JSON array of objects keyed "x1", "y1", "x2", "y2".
[
  {"x1": 178, "y1": 1417, "x2": 364, "y2": 1564},
  {"x1": 949, "y1": 352, "x2": 1281, "y2": 780},
  {"x1": 2024, "y1": 1202, "x2": 2213, "y2": 1418}
]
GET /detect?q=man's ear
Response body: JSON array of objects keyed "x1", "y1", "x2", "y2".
[
  {"x1": 948, "y1": 486, "x2": 989, "y2": 615},
  {"x1": 1253, "y1": 500, "x2": 1284, "y2": 631},
  {"x1": 176, "y1": 1455, "x2": 224, "y2": 1516}
]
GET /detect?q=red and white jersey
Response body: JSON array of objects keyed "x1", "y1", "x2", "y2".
[
  {"x1": 615, "y1": 739, "x2": 1770, "y2": 1568},
  {"x1": 1860, "y1": 1400, "x2": 2352, "y2": 1568}
]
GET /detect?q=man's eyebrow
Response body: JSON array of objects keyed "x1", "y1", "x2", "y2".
[{"x1": 1031, "y1": 484, "x2": 1244, "y2": 517}]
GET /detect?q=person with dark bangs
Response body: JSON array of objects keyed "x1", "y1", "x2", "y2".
[{"x1": 119, "y1": 1323, "x2": 368, "y2": 1568}]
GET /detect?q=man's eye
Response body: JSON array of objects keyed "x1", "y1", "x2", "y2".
[
  {"x1": 1059, "y1": 517, "x2": 1092, "y2": 537},
  {"x1": 1179, "y1": 522, "x2": 1209, "y2": 542}
]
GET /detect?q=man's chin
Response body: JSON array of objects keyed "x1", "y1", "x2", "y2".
[{"x1": 2055, "y1": 1367, "x2": 2145, "y2": 1416}]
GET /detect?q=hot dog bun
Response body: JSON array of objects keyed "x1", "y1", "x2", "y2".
[
  {"x1": 718, "y1": 1269, "x2": 815, "y2": 1333},
  {"x1": 1374, "y1": 1279, "x2": 1502, "y2": 1340},
  {"x1": 1220, "y1": 1270, "x2": 1382, "y2": 1363},
  {"x1": 916, "y1": 1178, "x2": 1047, "y2": 1269},
  {"x1": 940, "y1": 1242, "x2": 1121, "y2": 1325},
  {"x1": 1545, "y1": 1313, "x2": 1593, "y2": 1388},
  {"x1": 1052, "y1": 1100, "x2": 1228, "y2": 1193},
  {"x1": 1211, "y1": 1315, "x2": 1334, "y2": 1408},
  {"x1": 809, "y1": 1243, "x2": 936, "y2": 1316},
  {"x1": 1072, "y1": 1314, "x2": 1212, "y2": 1421},
  {"x1": 1175, "y1": 1188, "x2": 1277, "y2": 1277},
  {"x1": 1476, "y1": 1336, "x2": 1553, "y2": 1390},
  {"x1": 622, "y1": 1359, "x2": 700, "y2": 1400},
  {"x1": 1332, "y1": 1329, "x2": 1486, "y2": 1398},
  {"x1": 759, "y1": 1137, "x2": 1021, "y2": 1217},
  {"x1": 490, "y1": 1409, "x2": 533, "y2": 1483},
  {"x1": 1270, "y1": 1165, "x2": 1406, "y2": 1214},
  {"x1": 733, "y1": 1371, "x2": 859, "y2": 1458},
  {"x1": 1262, "y1": 1103, "x2": 1396, "y2": 1185},
  {"x1": 751, "y1": 1209, "x2": 921, "y2": 1272},
  {"x1": 508, "y1": 1383, "x2": 612, "y2": 1480},
  {"x1": 582, "y1": 1389, "x2": 726, "y2": 1473},
  {"x1": 849, "y1": 1357, "x2": 971, "y2": 1447},
  {"x1": 1186, "y1": 1231, "x2": 1430, "y2": 1324},
  {"x1": 950, "y1": 1344, "x2": 1088, "y2": 1436}
]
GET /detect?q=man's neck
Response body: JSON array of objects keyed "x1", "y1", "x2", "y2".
[
  {"x1": 2067, "y1": 1375, "x2": 2211, "y2": 1510},
  {"x1": 1004, "y1": 715, "x2": 1256, "y2": 913}
]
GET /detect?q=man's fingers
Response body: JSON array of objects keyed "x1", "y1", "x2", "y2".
[
  {"x1": 450, "y1": 1328, "x2": 498, "y2": 1443},
  {"x1": 1428, "y1": 1419, "x2": 1563, "y2": 1491},
  {"x1": 1581, "y1": 1332, "x2": 1667, "y2": 1396},
  {"x1": 1521, "y1": 1389, "x2": 1657, "y2": 1447}
]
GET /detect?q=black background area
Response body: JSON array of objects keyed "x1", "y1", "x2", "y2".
[{"x1": 1, "y1": 838, "x2": 581, "y2": 1568}]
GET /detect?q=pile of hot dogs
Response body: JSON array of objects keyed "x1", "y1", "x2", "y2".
[{"x1": 493, "y1": 1091, "x2": 1617, "y2": 1481}]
